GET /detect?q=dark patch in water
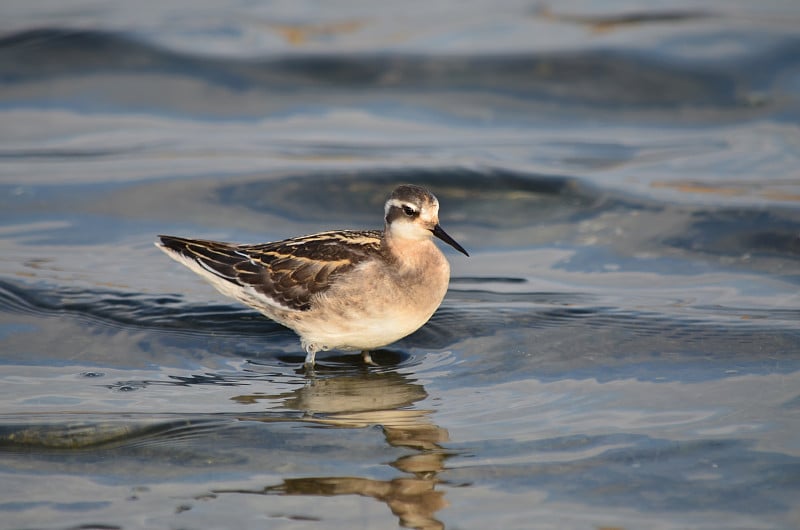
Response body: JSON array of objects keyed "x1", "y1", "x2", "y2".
[
  {"x1": 0, "y1": 279, "x2": 281, "y2": 336},
  {"x1": 275, "y1": 348, "x2": 411, "y2": 369},
  {"x1": 663, "y1": 208, "x2": 800, "y2": 261},
  {"x1": 3, "y1": 27, "x2": 795, "y2": 118},
  {"x1": 214, "y1": 167, "x2": 616, "y2": 228}
]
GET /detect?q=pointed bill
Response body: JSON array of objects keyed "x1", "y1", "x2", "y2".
[{"x1": 432, "y1": 224, "x2": 469, "y2": 256}]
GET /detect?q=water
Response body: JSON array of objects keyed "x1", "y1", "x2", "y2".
[{"x1": 1, "y1": 2, "x2": 799, "y2": 529}]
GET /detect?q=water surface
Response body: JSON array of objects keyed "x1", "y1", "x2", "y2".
[{"x1": 1, "y1": 2, "x2": 799, "y2": 529}]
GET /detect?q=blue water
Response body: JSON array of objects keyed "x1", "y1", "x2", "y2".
[{"x1": 1, "y1": 2, "x2": 799, "y2": 529}]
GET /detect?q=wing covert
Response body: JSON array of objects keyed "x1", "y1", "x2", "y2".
[{"x1": 158, "y1": 231, "x2": 382, "y2": 312}]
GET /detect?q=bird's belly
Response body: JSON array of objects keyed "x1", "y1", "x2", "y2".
[
  {"x1": 292, "y1": 279, "x2": 445, "y2": 351},
  {"x1": 297, "y1": 304, "x2": 436, "y2": 351}
]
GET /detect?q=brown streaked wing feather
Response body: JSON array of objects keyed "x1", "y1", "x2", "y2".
[
  {"x1": 240, "y1": 230, "x2": 383, "y2": 310},
  {"x1": 159, "y1": 235, "x2": 244, "y2": 281},
  {"x1": 160, "y1": 231, "x2": 383, "y2": 311}
]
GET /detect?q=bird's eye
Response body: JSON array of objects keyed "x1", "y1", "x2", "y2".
[{"x1": 402, "y1": 205, "x2": 416, "y2": 216}]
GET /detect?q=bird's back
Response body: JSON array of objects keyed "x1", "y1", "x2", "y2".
[{"x1": 157, "y1": 230, "x2": 384, "y2": 313}]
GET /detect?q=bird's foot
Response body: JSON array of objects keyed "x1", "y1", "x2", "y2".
[{"x1": 361, "y1": 350, "x2": 378, "y2": 366}]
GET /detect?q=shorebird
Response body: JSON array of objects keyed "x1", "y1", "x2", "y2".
[{"x1": 156, "y1": 184, "x2": 468, "y2": 368}]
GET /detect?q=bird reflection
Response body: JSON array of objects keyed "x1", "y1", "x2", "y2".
[{"x1": 228, "y1": 369, "x2": 450, "y2": 530}]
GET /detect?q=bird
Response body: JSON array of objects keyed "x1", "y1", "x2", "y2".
[{"x1": 156, "y1": 184, "x2": 468, "y2": 369}]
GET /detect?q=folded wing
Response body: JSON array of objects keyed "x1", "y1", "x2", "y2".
[{"x1": 157, "y1": 231, "x2": 382, "y2": 311}]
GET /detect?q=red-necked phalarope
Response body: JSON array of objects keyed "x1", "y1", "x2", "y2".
[{"x1": 157, "y1": 184, "x2": 468, "y2": 368}]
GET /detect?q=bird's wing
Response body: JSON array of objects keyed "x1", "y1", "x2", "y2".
[{"x1": 157, "y1": 231, "x2": 383, "y2": 311}]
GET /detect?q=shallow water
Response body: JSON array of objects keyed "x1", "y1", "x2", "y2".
[{"x1": 1, "y1": 2, "x2": 799, "y2": 529}]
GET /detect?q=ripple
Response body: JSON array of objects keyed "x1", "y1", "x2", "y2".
[
  {"x1": 444, "y1": 434, "x2": 798, "y2": 514},
  {"x1": 215, "y1": 167, "x2": 600, "y2": 229},
  {"x1": 2, "y1": 276, "x2": 797, "y2": 375},
  {"x1": 0, "y1": 278, "x2": 282, "y2": 337},
  {"x1": 662, "y1": 207, "x2": 800, "y2": 262},
  {"x1": 1, "y1": 27, "x2": 787, "y2": 121},
  {"x1": 79, "y1": 371, "x2": 105, "y2": 378}
]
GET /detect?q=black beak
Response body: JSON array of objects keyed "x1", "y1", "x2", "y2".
[{"x1": 432, "y1": 224, "x2": 469, "y2": 257}]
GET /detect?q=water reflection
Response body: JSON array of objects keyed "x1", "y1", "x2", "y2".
[
  {"x1": 262, "y1": 474, "x2": 446, "y2": 530},
  {"x1": 230, "y1": 369, "x2": 450, "y2": 530},
  {"x1": 0, "y1": 367, "x2": 452, "y2": 529}
]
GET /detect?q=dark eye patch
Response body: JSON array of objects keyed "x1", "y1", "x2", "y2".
[{"x1": 385, "y1": 204, "x2": 418, "y2": 224}]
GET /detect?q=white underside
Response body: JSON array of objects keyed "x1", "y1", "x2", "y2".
[{"x1": 298, "y1": 307, "x2": 433, "y2": 352}]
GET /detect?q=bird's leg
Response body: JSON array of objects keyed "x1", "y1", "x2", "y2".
[
  {"x1": 361, "y1": 350, "x2": 377, "y2": 365},
  {"x1": 304, "y1": 344, "x2": 318, "y2": 371}
]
